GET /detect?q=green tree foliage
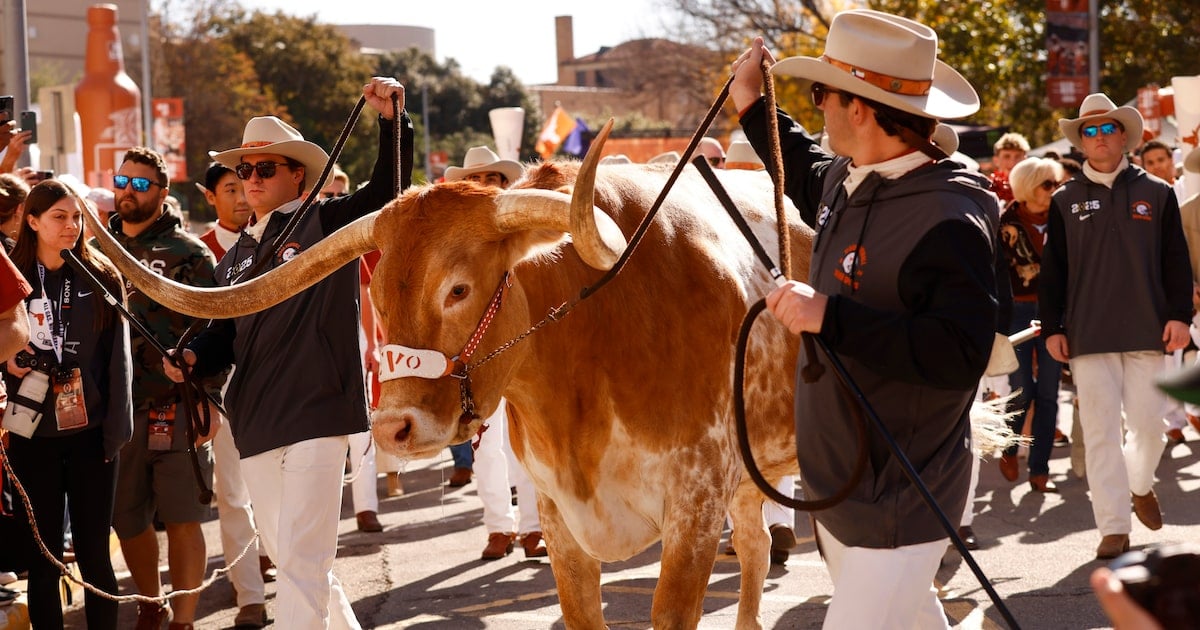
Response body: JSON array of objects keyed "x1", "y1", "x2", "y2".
[
  {"x1": 372, "y1": 49, "x2": 541, "y2": 167},
  {"x1": 206, "y1": 8, "x2": 378, "y2": 185},
  {"x1": 668, "y1": 0, "x2": 1200, "y2": 150}
]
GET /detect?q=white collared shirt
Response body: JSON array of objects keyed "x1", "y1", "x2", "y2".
[
  {"x1": 245, "y1": 198, "x2": 303, "y2": 242},
  {"x1": 843, "y1": 151, "x2": 932, "y2": 197}
]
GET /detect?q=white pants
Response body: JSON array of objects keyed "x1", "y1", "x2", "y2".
[
  {"x1": 346, "y1": 431, "x2": 378, "y2": 514},
  {"x1": 475, "y1": 403, "x2": 540, "y2": 535},
  {"x1": 242, "y1": 436, "x2": 360, "y2": 630},
  {"x1": 212, "y1": 419, "x2": 265, "y2": 608},
  {"x1": 1070, "y1": 351, "x2": 1168, "y2": 536},
  {"x1": 960, "y1": 452, "x2": 981, "y2": 527},
  {"x1": 763, "y1": 476, "x2": 795, "y2": 528},
  {"x1": 817, "y1": 522, "x2": 949, "y2": 630}
]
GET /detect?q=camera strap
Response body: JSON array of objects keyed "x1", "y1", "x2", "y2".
[{"x1": 35, "y1": 262, "x2": 69, "y2": 366}]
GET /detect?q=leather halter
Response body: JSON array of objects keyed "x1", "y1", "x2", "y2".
[{"x1": 449, "y1": 271, "x2": 511, "y2": 425}]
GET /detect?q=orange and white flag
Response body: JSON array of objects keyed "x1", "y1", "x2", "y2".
[{"x1": 535, "y1": 106, "x2": 576, "y2": 159}]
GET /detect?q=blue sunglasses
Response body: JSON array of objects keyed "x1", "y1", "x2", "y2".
[
  {"x1": 1081, "y1": 122, "x2": 1121, "y2": 138},
  {"x1": 113, "y1": 175, "x2": 163, "y2": 193}
]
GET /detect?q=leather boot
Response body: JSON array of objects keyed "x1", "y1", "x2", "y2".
[
  {"x1": 135, "y1": 602, "x2": 170, "y2": 630},
  {"x1": 481, "y1": 532, "x2": 516, "y2": 560}
]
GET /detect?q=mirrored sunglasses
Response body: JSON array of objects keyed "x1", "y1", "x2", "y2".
[
  {"x1": 235, "y1": 161, "x2": 291, "y2": 180},
  {"x1": 1081, "y1": 122, "x2": 1121, "y2": 138},
  {"x1": 112, "y1": 175, "x2": 162, "y2": 192}
]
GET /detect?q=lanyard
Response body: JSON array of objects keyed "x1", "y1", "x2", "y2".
[{"x1": 36, "y1": 262, "x2": 70, "y2": 364}]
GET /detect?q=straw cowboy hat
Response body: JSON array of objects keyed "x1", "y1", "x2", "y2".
[
  {"x1": 648, "y1": 151, "x2": 680, "y2": 165},
  {"x1": 1058, "y1": 93, "x2": 1144, "y2": 153},
  {"x1": 444, "y1": 146, "x2": 524, "y2": 183},
  {"x1": 770, "y1": 9, "x2": 979, "y2": 120},
  {"x1": 213, "y1": 116, "x2": 329, "y2": 192},
  {"x1": 725, "y1": 140, "x2": 764, "y2": 170},
  {"x1": 931, "y1": 123, "x2": 959, "y2": 154},
  {"x1": 1184, "y1": 147, "x2": 1200, "y2": 174},
  {"x1": 599, "y1": 154, "x2": 633, "y2": 165}
]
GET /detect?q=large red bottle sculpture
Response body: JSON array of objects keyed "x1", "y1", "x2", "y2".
[{"x1": 75, "y1": 4, "x2": 142, "y2": 188}]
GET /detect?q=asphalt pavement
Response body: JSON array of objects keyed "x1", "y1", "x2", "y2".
[{"x1": 60, "y1": 396, "x2": 1200, "y2": 629}]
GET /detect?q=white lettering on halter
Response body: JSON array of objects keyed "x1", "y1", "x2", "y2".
[{"x1": 377, "y1": 344, "x2": 454, "y2": 382}]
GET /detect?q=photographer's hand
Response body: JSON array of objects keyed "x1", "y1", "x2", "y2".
[
  {"x1": 6, "y1": 346, "x2": 34, "y2": 378},
  {"x1": 1091, "y1": 567, "x2": 1162, "y2": 630}
]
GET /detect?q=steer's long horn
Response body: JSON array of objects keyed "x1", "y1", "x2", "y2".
[
  {"x1": 494, "y1": 188, "x2": 627, "y2": 271},
  {"x1": 568, "y1": 118, "x2": 626, "y2": 270},
  {"x1": 84, "y1": 203, "x2": 378, "y2": 319}
]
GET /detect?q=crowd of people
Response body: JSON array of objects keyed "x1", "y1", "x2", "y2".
[{"x1": 0, "y1": 7, "x2": 1196, "y2": 628}]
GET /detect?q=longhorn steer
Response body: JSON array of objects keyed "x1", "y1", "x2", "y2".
[{"x1": 87, "y1": 133, "x2": 814, "y2": 629}]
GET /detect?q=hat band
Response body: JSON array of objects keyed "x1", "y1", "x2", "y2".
[
  {"x1": 241, "y1": 141, "x2": 274, "y2": 148},
  {"x1": 1080, "y1": 109, "x2": 1114, "y2": 117},
  {"x1": 821, "y1": 55, "x2": 931, "y2": 97}
]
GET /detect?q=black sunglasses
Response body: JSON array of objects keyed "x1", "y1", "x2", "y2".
[
  {"x1": 1081, "y1": 122, "x2": 1121, "y2": 138},
  {"x1": 319, "y1": 191, "x2": 348, "y2": 200},
  {"x1": 112, "y1": 175, "x2": 163, "y2": 193},
  {"x1": 235, "y1": 161, "x2": 291, "y2": 180},
  {"x1": 1038, "y1": 179, "x2": 1058, "y2": 192},
  {"x1": 811, "y1": 83, "x2": 848, "y2": 108}
]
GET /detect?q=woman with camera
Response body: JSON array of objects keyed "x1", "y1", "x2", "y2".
[{"x1": 3, "y1": 179, "x2": 132, "y2": 629}]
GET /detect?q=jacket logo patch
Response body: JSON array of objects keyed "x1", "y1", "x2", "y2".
[
  {"x1": 278, "y1": 242, "x2": 303, "y2": 263},
  {"x1": 816, "y1": 203, "x2": 832, "y2": 229},
  {"x1": 228, "y1": 256, "x2": 254, "y2": 280},
  {"x1": 834, "y1": 244, "x2": 866, "y2": 290},
  {"x1": 1069, "y1": 199, "x2": 1100, "y2": 222},
  {"x1": 1130, "y1": 200, "x2": 1153, "y2": 221}
]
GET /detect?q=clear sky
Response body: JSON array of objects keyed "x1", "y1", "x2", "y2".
[{"x1": 232, "y1": 0, "x2": 674, "y2": 86}]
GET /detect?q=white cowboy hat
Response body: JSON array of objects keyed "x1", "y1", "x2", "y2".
[
  {"x1": 1058, "y1": 93, "x2": 1143, "y2": 153},
  {"x1": 770, "y1": 10, "x2": 979, "y2": 120},
  {"x1": 648, "y1": 151, "x2": 680, "y2": 165},
  {"x1": 931, "y1": 123, "x2": 960, "y2": 155},
  {"x1": 1184, "y1": 147, "x2": 1200, "y2": 174},
  {"x1": 725, "y1": 140, "x2": 764, "y2": 170},
  {"x1": 444, "y1": 146, "x2": 524, "y2": 183},
  {"x1": 212, "y1": 116, "x2": 330, "y2": 192},
  {"x1": 599, "y1": 154, "x2": 633, "y2": 165}
]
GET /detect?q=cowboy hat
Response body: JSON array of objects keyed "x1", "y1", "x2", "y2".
[
  {"x1": 1184, "y1": 147, "x2": 1200, "y2": 174},
  {"x1": 444, "y1": 146, "x2": 524, "y2": 183},
  {"x1": 725, "y1": 140, "x2": 764, "y2": 170},
  {"x1": 599, "y1": 154, "x2": 633, "y2": 165},
  {"x1": 212, "y1": 116, "x2": 329, "y2": 192},
  {"x1": 770, "y1": 10, "x2": 979, "y2": 120},
  {"x1": 648, "y1": 151, "x2": 680, "y2": 165},
  {"x1": 1058, "y1": 93, "x2": 1143, "y2": 153}
]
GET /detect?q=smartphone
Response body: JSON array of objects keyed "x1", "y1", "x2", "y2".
[
  {"x1": 19, "y1": 111, "x2": 36, "y2": 144},
  {"x1": 0, "y1": 96, "x2": 12, "y2": 124}
]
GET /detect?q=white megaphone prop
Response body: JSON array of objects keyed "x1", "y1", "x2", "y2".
[{"x1": 489, "y1": 107, "x2": 525, "y2": 162}]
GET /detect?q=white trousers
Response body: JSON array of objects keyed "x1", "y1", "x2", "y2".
[
  {"x1": 242, "y1": 436, "x2": 360, "y2": 630},
  {"x1": 817, "y1": 522, "x2": 949, "y2": 630},
  {"x1": 763, "y1": 476, "x2": 795, "y2": 528},
  {"x1": 960, "y1": 451, "x2": 981, "y2": 527},
  {"x1": 346, "y1": 431, "x2": 378, "y2": 514},
  {"x1": 1070, "y1": 351, "x2": 1167, "y2": 535},
  {"x1": 475, "y1": 403, "x2": 540, "y2": 535},
  {"x1": 212, "y1": 419, "x2": 265, "y2": 608}
]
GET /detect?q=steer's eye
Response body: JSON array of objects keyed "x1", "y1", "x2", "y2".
[{"x1": 449, "y1": 284, "x2": 469, "y2": 300}]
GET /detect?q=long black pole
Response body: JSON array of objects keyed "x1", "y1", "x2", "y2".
[
  {"x1": 689, "y1": 167, "x2": 1022, "y2": 630},
  {"x1": 60, "y1": 249, "x2": 227, "y2": 417}
]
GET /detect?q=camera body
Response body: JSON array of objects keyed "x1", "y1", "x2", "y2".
[
  {"x1": 2, "y1": 368, "x2": 50, "y2": 438},
  {"x1": 1110, "y1": 543, "x2": 1200, "y2": 629},
  {"x1": 14, "y1": 351, "x2": 55, "y2": 372}
]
